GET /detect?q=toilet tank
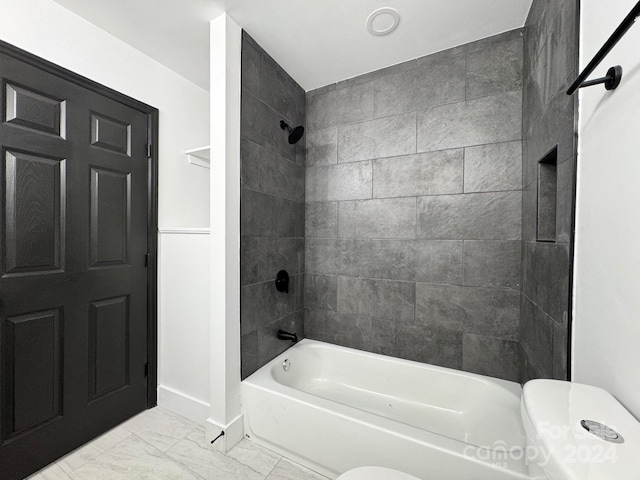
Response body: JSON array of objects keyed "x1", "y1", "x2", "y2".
[{"x1": 521, "y1": 380, "x2": 640, "y2": 480}]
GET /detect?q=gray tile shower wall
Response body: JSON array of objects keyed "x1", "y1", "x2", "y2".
[
  {"x1": 240, "y1": 32, "x2": 306, "y2": 379},
  {"x1": 520, "y1": 0, "x2": 578, "y2": 382},
  {"x1": 305, "y1": 29, "x2": 524, "y2": 381}
]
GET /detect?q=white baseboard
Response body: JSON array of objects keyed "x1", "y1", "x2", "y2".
[
  {"x1": 205, "y1": 414, "x2": 244, "y2": 453},
  {"x1": 157, "y1": 385, "x2": 210, "y2": 426}
]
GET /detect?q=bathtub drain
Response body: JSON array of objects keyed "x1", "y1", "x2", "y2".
[{"x1": 282, "y1": 359, "x2": 291, "y2": 371}]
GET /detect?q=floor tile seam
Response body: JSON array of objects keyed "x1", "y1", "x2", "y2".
[{"x1": 58, "y1": 428, "x2": 135, "y2": 475}]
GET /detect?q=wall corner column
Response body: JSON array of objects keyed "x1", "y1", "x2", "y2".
[{"x1": 207, "y1": 12, "x2": 243, "y2": 452}]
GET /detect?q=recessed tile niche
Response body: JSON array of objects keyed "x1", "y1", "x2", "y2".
[{"x1": 536, "y1": 146, "x2": 558, "y2": 243}]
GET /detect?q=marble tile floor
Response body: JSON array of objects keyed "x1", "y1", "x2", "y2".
[{"x1": 27, "y1": 406, "x2": 330, "y2": 480}]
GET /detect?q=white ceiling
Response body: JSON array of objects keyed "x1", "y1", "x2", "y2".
[{"x1": 52, "y1": 0, "x2": 533, "y2": 92}]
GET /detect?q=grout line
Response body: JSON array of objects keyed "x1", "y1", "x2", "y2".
[
  {"x1": 265, "y1": 458, "x2": 282, "y2": 479},
  {"x1": 308, "y1": 87, "x2": 522, "y2": 132},
  {"x1": 305, "y1": 138, "x2": 523, "y2": 171}
]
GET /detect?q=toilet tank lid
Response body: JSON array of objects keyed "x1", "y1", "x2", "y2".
[{"x1": 522, "y1": 380, "x2": 640, "y2": 479}]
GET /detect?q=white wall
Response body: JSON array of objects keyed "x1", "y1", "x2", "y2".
[
  {"x1": 158, "y1": 230, "x2": 210, "y2": 424},
  {"x1": 0, "y1": 0, "x2": 213, "y2": 421},
  {"x1": 207, "y1": 13, "x2": 243, "y2": 451},
  {"x1": 0, "y1": 0, "x2": 210, "y2": 228},
  {"x1": 573, "y1": 0, "x2": 640, "y2": 418}
]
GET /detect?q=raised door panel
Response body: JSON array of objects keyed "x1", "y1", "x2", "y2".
[
  {"x1": 4, "y1": 82, "x2": 65, "y2": 138},
  {"x1": 90, "y1": 112, "x2": 130, "y2": 156},
  {"x1": 2, "y1": 150, "x2": 65, "y2": 276},
  {"x1": 1, "y1": 308, "x2": 63, "y2": 442},
  {"x1": 89, "y1": 168, "x2": 130, "y2": 268},
  {"x1": 88, "y1": 296, "x2": 129, "y2": 401}
]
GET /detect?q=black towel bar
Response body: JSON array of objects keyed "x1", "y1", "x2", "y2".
[{"x1": 567, "y1": 1, "x2": 640, "y2": 95}]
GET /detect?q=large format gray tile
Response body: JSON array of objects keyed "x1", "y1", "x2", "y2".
[
  {"x1": 523, "y1": 90, "x2": 575, "y2": 187},
  {"x1": 371, "y1": 320, "x2": 463, "y2": 369},
  {"x1": 463, "y1": 240, "x2": 521, "y2": 289},
  {"x1": 58, "y1": 427, "x2": 131, "y2": 475},
  {"x1": 464, "y1": 141, "x2": 522, "y2": 193},
  {"x1": 305, "y1": 238, "x2": 342, "y2": 276},
  {"x1": 338, "y1": 239, "x2": 416, "y2": 281},
  {"x1": 464, "y1": 29, "x2": 524, "y2": 55},
  {"x1": 520, "y1": 295, "x2": 554, "y2": 378},
  {"x1": 417, "y1": 191, "x2": 521, "y2": 240},
  {"x1": 226, "y1": 436, "x2": 283, "y2": 476},
  {"x1": 545, "y1": 0, "x2": 578, "y2": 102},
  {"x1": 415, "y1": 284, "x2": 519, "y2": 340},
  {"x1": 266, "y1": 458, "x2": 328, "y2": 480},
  {"x1": 466, "y1": 38, "x2": 523, "y2": 100},
  {"x1": 305, "y1": 161, "x2": 372, "y2": 202},
  {"x1": 338, "y1": 198, "x2": 416, "y2": 239},
  {"x1": 166, "y1": 431, "x2": 265, "y2": 480},
  {"x1": 305, "y1": 308, "x2": 372, "y2": 352},
  {"x1": 306, "y1": 127, "x2": 337, "y2": 167},
  {"x1": 521, "y1": 241, "x2": 570, "y2": 324},
  {"x1": 336, "y1": 59, "x2": 417, "y2": 91},
  {"x1": 337, "y1": 276, "x2": 415, "y2": 323},
  {"x1": 337, "y1": 112, "x2": 416, "y2": 163},
  {"x1": 417, "y1": 92, "x2": 522, "y2": 152},
  {"x1": 257, "y1": 311, "x2": 304, "y2": 365},
  {"x1": 526, "y1": 1, "x2": 577, "y2": 113},
  {"x1": 307, "y1": 81, "x2": 374, "y2": 130},
  {"x1": 260, "y1": 52, "x2": 305, "y2": 126},
  {"x1": 242, "y1": 90, "x2": 297, "y2": 162},
  {"x1": 305, "y1": 202, "x2": 338, "y2": 238},
  {"x1": 556, "y1": 158, "x2": 574, "y2": 244},
  {"x1": 241, "y1": 331, "x2": 259, "y2": 379},
  {"x1": 306, "y1": 83, "x2": 337, "y2": 101},
  {"x1": 241, "y1": 189, "x2": 296, "y2": 238},
  {"x1": 462, "y1": 333, "x2": 520, "y2": 381},
  {"x1": 373, "y1": 149, "x2": 464, "y2": 198},
  {"x1": 293, "y1": 274, "x2": 304, "y2": 312},
  {"x1": 522, "y1": 62, "x2": 544, "y2": 137},
  {"x1": 241, "y1": 138, "x2": 262, "y2": 192},
  {"x1": 258, "y1": 237, "x2": 304, "y2": 280},
  {"x1": 294, "y1": 200, "x2": 305, "y2": 238},
  {"x1": 119, "y1": 407, "x2": 198, "y2": 453},
  {"x1": 553, "y1": 323, "x2": 569, "y2": 381},
  {"x1": 69, "y1": 435, "x2": 199, "y2": 480},
  {"x1": 242, "y1": 137, "x2": 304, "y2": 202},
  {"x1": 537, "y1": 161, "x2": 557, "y2": 242},
  {"x1": 167, "y1": 427, "x2": 280, "y2": 480},
  {"x1": 241, "y1": 280, "x2": 293, "y2": 335},
  {"x1": 521, "y1": 182, "x2": 537, "y2": 241},
  {"x1": 259, "y1": 148, "x2": 305, "y2": 203},
  {"x1": 360, "y1": 239, "x2": 417, "y2": 281},
  {"x1": 414, "y1": 240, "x2": 464, "y2": 285},
  {"x1": 374, "y1": 55, "x2": 466, "y2": 117},
  {"x1": 415, "y1": 45, "x2": 467, "y2": 69},
  {"x1": 304, "y1": 274, "x2": 338, "y2": 311},
  {"x1": 241, "y1": 33, "x2": 261, "y2": 97}
]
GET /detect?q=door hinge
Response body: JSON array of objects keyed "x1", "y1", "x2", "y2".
[
  {"x1": 145, "y1": 253, "x2": 151, "y2": 267},
  {"x1": 146, "y1": 143, "x2": 152, "y2": 158},
  {"x1": 144, "y1": 363, "x2": 149, "y2": 378}
]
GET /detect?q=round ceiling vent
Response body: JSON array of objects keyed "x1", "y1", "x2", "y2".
[{"x1": 366, "y1": 7, "x2": 400, "y2": 36}]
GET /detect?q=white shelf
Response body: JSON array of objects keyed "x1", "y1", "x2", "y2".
[{"x1": 185, "y1": 146, "x2": 210, "y2": 169}]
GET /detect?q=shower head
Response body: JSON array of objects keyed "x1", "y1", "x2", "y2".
[{"x1": 279, "y1": 120, "x2": 305, "y2": 145}]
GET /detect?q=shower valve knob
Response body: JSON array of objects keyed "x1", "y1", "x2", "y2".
[{"x1": 275, "y1": 270, "x2": 289, "y2": 293}]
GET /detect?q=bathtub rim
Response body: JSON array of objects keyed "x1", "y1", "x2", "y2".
[{"x1": 242, "y1": 339, "x2": 532, "y2": 479}]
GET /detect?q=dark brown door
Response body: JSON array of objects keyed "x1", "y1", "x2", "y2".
[{"x1": 0, "y1": 47, "x2": 154, "y2": 479}]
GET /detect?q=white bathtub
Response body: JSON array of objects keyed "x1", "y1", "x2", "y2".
[{"x1": 242, "y1": 340, "x2": 535, "y2": 480}]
